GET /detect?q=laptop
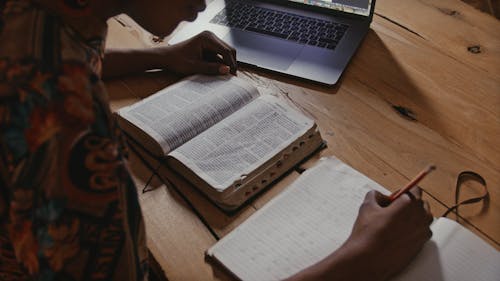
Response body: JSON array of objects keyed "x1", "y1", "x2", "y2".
[{"x1": 169, "y1": 0, "x2": 376, "y2": 86}]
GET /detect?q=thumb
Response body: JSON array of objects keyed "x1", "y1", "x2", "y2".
[
  {"x1": 375, "y1": 191, "x2": 392, "y2": 207},
  {"x1": 363, "y1": 190, "x2": 390, "y2": 208},
  {"x1": 192, "y1": 61, "x2": 230, "y2": 75},
  {"x1": 387, "y1": 193, "x2": 413, "y2": 212}
]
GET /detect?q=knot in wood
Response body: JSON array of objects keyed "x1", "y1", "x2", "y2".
[
  {"x1": 392, "y1": 105, "x2": 417, "y2": 121},
  {"x1": 467, "y1": 45, "x2": 481, "y2": 54},
  {"x1": 438, "y1": 8, "x2": 460, "y2": 17}
]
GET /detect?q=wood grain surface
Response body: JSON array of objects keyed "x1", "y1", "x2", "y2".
[{"x1": 105, "y1": 0, "x2": 500, "y2": 279}]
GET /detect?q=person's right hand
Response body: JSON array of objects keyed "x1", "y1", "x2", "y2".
[
  {"x1": 286, "y1": 187, "x2": 433, "y2": 281},
  {"x1": 345, "y1": 187, "x2": 433, "y2": 280}
]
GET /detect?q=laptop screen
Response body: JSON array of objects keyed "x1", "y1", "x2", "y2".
[{"x1": 288, "y1": 0, "x2": 372, "y2": 16}]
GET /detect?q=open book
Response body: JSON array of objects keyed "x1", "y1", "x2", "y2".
[
  {"x1": 117, "y1": 75, "x2": 324, "y2": 211},
  {"x1": 207, "y1": 157, "x2": 500, "y2": 281}
]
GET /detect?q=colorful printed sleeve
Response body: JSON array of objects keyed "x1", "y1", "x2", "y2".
[
  {"x1": 0, "y1": 2, "x2": 147, "y2": 280},
  {"x1": 0, "y1": 57, "x2": 64, "y2": 280},
  {"x1": 0, "y1": 58, "x2": 147, "y2": 281}
]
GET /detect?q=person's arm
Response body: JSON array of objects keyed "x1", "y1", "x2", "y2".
[
  {"x1": 287, "y1": 187, "x2": 433, "y2": 281},
  {"x1": 103, "y1": 31, "x2": 237, "y2": 79},
  {"x1": 0, "y1": 59, "x2": 144, "y2": 280}
]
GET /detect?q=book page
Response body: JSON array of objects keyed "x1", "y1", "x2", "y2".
[
  {"x1": 206, "y1": 157, "x2": 390, "y2": 281},
  {"x1": 168, "y1": 95, "x2": 315, "y2": 190},
  {"x1": 392, "y1": 217, "x2": 500, "y2": 281},
  {"x1": 118, "y1": 75, "x2": 259, "y2": 154}
]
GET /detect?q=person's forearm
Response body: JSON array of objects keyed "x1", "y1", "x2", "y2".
[{"x1": 102, "y1": 48, "x2": 165, "y2": 79}]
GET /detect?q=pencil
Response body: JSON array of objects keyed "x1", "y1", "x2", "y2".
[{"x1": 389, "y1": 165, "x2": 436, "y2": 202}]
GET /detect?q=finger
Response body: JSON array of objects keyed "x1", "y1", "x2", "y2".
[
  {"x1": 404, "y1": 191, "x2": 417, "y2": 201},
  {"x1": 202, "y1": 50, "x2": 224, "y2": 64},
  {"x1": 423, "y1": 200, "x2": 430, "y2": 213},
  {"x1": 408, "y1": 186, "x2": 422, "y2": 200},
  {"x1": 357, "y1": 191, "x2": 379, "y2": 214},
  {"x1": 422, "y1": 201, "x2": 434, "y2": 225},
  {"x1": 231, "y1": 48, "x2": 237, "y2": 73},
  {"x1": 388, "y1": 193, "x2": 412, "y2": 211},
  {"x1": 200, "y1": 32, "x2": 237, "y2": 73},
  {"x1": 426, "y1": 229, "x2": 433, "y2": 240},
  {"x1": 412, "y1": 228, "x2": 433, "y2": 253},
  {"x1": 363, "y1": 190, "x2": 389, "y2": 208},
  {"x1": 375, "y1": 191, "x2": 391, "y2": 207},
  {"x1": 192, "y1": 61, "x2": 231, "y2": 75},
  {"x1": 202, "y1": 41, "x2": 235, "y2": 72},
  {"x1": 210, "y1": 36, "x2": 237, "y2": 74}
]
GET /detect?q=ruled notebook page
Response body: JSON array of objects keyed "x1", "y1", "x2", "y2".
[
  {"x1": 206, "y1": 157, "x2": 390, "y2": 281},
  {"x1": 392, "y1": 217, "x2": 500, "y2": 281},
  {"x1": 207, "y1": 157, "x2": 500, "y2": 281}
]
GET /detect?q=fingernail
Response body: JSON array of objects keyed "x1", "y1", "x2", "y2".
[{"x1": 219, "y1": 65, "x2": 230, "y2": 74}]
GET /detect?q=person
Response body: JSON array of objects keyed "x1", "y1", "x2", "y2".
[{"x1": 0, "y1": 0, "x2": 433, "y2": 280}]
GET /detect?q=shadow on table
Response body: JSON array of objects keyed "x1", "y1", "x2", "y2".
[
  {"x1": 235, "y1": 28, "x2": 425, "y2": 96},
  {"x1": 348, "y1": 29, "x2": 450, "y2": 132}
]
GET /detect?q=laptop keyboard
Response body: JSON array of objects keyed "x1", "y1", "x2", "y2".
[{"x1": 209, "y1": 1, "x2": 349, "y2": 50}]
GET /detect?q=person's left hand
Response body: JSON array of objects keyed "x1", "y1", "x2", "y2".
[{"x1": 154, "y1": 31, "x2": 237, "y2": 75}]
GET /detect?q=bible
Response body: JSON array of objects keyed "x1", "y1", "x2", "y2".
[
  {"x1": 206, "y1": 157, "x2": 499, "y2": 281},
  {"x1": 117, "y1": 75, "x2": 324, "y2": 211}
]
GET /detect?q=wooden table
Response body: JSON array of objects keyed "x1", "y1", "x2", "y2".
[{"x1": 105, "y1": 0, "x2": 500, "y2": 280}]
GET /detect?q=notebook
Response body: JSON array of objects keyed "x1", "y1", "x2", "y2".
[{"x1": 206, "y1": 157, "x2": 500, "y2": 281}]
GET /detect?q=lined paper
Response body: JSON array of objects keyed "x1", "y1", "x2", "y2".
[
  {"x1": 207, "y1": 157, "x2": 500, "y2": 281},
  {"x1": 207, "y1": 157, "x2": 390, "y2": 281},
  {"x1": 392, "y1": 218, "x2": 500, "y2": 281}
]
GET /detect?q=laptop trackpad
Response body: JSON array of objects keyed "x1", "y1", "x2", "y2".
[{"x1": 223, "y1": 30, "x2": 302, "y2": 71}]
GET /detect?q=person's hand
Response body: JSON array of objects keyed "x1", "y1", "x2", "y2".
[
  {"x1": 154, "y1": 31, "x2": 237, "y2": 75},
  {"x1": 344, "y1": 187, "x2": 433, "y2": 280},
  {"x1": 287, "y1": 187, "x2": 433, "y2": 281},
  {"x1": 102, "y1": 31, "x2": 237, "y2": 79}
]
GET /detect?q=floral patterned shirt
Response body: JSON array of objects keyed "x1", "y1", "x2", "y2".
[{"x1": 0, "y1": 1, "x2": 148, "y2": 280}]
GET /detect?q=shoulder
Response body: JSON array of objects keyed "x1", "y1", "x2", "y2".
[
  {"x1": 0, "y1": 1, "x2": 108, "y2": 166},
  {"x1": 0, "y1": 0, "x2": 46, "y2": 62}
]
